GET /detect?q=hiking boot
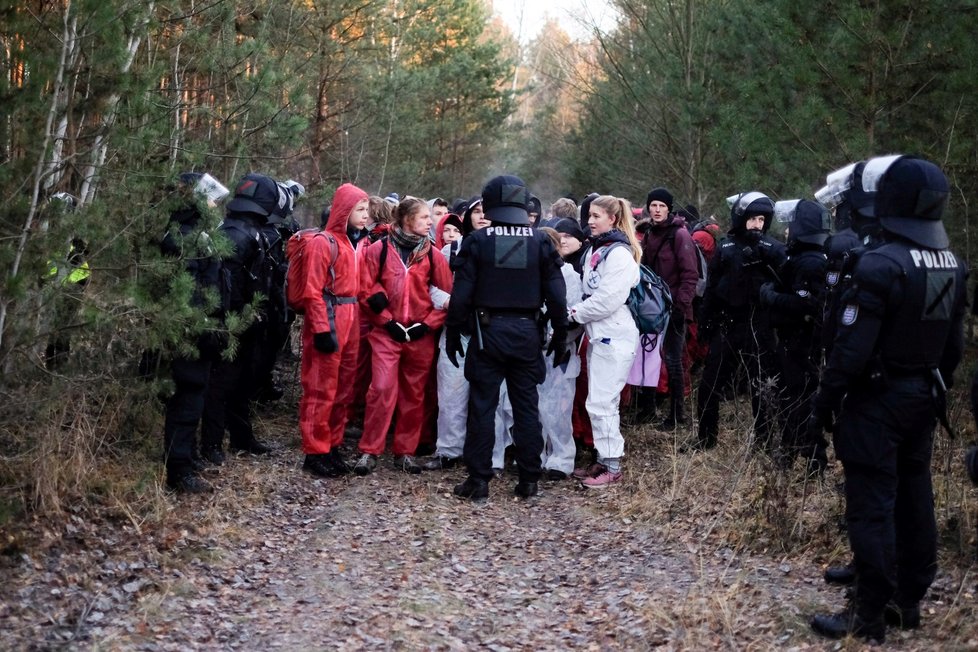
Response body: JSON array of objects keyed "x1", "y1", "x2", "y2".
[
  {"x1": 571, "y1": 463, "x2": 607, "y2": 480},
  {"x1": 327, "y1": 449, "x2": 351, "y2": 475},
  {"x1": 546, "y1": 469, "x2": 568, "y2": 481},
  {"x1": 810, "y1": 607, "x2": 885, "y2": 643},
  {"x1": 453, "y1": 477, "x2": 489, "y2": 502},
  {"x1": 422, "y1": 455, "x2": 460, "y2": 471},
  {"x1": 303, "y1": 454, "x2": 339, "y2": 478},
  {"x1": 166, "y1": 473, "x2": 213, "y2": 495},
  {"x1": 823, "y1": 563, "x2": 856, "y2": 586},
  {"x1": 353, "y1": 453, "x2": 377, "y2": 476},
  {"x1": 230, "y1": 439, "x2": 273, "y2": 456},
  {"x1": 582, "y1": 469, "x2": 623, "y2": 489},
  {"x1": 883, "y1": 602, "x2": 921, "y2": 629},
  {"x1": 395, "y1": 455, "x2": 422, "y2": 474},
  {"x1": 200, "y1": 447, "x2": 225, "y2": 466},
  {"x1": 514, "y1": 481, "x2": 538, "y2": 499}
]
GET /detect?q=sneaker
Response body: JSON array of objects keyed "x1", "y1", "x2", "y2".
[
  {"x1": 571, "y1": 463, "x2": 607, "y2": 480},
  {"x1": 166, "y1": 473, "x2": 213, "y2": 494},
  {"x1": 394, "y1": 455, "x2": 422, "y2": 474},
  {"x1": 230, "y1": 439, "x2": 273, "y2": 456},
  {"x1": 200, "y1": 447, "x2": 226, "y2": 466},
  {"x1": 582, "y1": 470, "x2": 622, "y2": 488},
  {"x1": 546, "y1": 469, "x2": 568, "y2": 481},
  {"x1": 422, "y1": 455, "x2": 460, "y2": 471},
  {"x1": 353, "y1": 453, "x2": 377, "y2": 476},
  {"x1": 453, "y1": 477, "x2": 489, "y2": 502},
  {"x1": 303, "y1": 454, "x2": 338, "y2": 478}
]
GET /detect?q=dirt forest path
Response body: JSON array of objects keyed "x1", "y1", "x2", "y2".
[
  {"x1": 0, "y1": 441, "x2": 877, "y2": 651},
  {"x1": 7, "y1": 436, "x2": 968, "y2": 652}
]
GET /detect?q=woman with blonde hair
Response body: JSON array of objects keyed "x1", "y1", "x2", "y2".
[{"x1": 567, "y1": 195, "x2": 641, "y2": 488}]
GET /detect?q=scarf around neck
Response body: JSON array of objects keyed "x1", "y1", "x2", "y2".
[{"x1": 390, "y1": 226, "x2": 432, "y2": 267}]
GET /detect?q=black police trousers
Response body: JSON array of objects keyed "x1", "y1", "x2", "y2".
[
  {"x1": 777, "y1": 339, "x2": 825, "y2": 464},
  {"x1": 696, "y1": 318, "x2": 778, "y2": 447},
  {"x1": 463, "y1": 315, "x2": 546, "y2": 482},
  {"x1": 835, "y1": 377, "x2": 938, "y2": 617},
  {"x1": 201, "y1": 329, "x2": 259, "y2": 452},
  {"x1": 163, "y1": 356, "x2": 212, "y2": 479}
]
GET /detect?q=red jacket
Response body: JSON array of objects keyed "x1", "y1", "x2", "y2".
[
  {"x1": 359, "y1": 235, "x2": 453, "y2": 330},
  {"x1": 296, "y1": 183, "x2": 368, "y2": 333}
]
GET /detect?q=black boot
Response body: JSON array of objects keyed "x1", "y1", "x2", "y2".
[
  {"x1": 823, "y1": 562, "x2": 856, "y2": 586},
  {"x1": 166, "y1": 472, "x2": 213, "y2": 494},
  {"x1": 883, "y1": 601, "x2": 921, "y2": 629},
  {"x1": 453, "y1": 477, "x2": 489, "y2": 502},
  {"x1": 632, "y1": 388, "x2": 658, "y2": 424},
  {"x1": 810, "y1": 606, "x2": 885, "y2": 643},
  {"x1": 230, "y1": 439, "x2": 273, "y2": 456},
  {"x1": 514, "y1": 481, "x2": 538, "y2": 499},
  {"x1": 303, "y1": 454, "x2": 340, "y2": 478}
]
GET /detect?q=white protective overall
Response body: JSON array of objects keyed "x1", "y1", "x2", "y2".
[
  {"x1": 539, "y1": 264, "x2": 584, "y2": 474},
  {"x1": 569, "y1": 244, "x2": 640, "y2": 469}
]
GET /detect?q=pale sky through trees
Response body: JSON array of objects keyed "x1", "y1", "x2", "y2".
[{"x1": 491, "y1": 0, "x2": 618, "y2": 42}]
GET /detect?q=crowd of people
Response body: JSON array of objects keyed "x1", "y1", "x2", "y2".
[{"x1": 154, "y1": 156, "x2": 978, "y2": 644}]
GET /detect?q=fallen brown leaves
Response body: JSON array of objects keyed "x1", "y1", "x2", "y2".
[{"x1": 0, "y1": 396, "x2": 976, "y2": 650}]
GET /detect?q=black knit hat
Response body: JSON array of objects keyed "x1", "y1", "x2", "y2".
[
  {"x1": 551, "y1": 217, "x2": 588, "y2": 244},
  {"x1": 646, "y1": 187, "x2": 674, "y2": 212}
]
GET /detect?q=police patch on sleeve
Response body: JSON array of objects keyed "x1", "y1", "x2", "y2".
[
  {"x1": 841, "y1": 304, "x2": 858, "y2": 325},
  {"x1": 826, "y1": 271, "x2": 840, "y2": 287}
]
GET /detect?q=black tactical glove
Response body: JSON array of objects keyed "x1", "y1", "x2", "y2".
[
  {"x1": 758, "y1": 281, "x2": 778, "y2": 307},
  {"x1": 366, "y1": 292, "x2": 389, "y2": 314},
  {"x1": 405, "y1": 323, "x2": 430, "y2": 342},
  {"x1": 445, "y1": 329, "x2": 465, "y2": 368},
  {"x1": 313, "y1": 331, "x2": 338, "y2": 354},
  {"x1": 384, "y1": 319, "x2": 409, "y2": 343},
  {"x1": 808, "y1": 392, "x2": 838, "y2": 434},
  {"x1": 547, "y1": 330, "x2": 570, "y2": 369}
]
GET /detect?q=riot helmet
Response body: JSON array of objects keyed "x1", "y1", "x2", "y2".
[
  {"x1": 775, "y1": 199, "x2": 830, "y2": 247},
  {"x1": 727, "y1": 191, "x2": 774, "y2": 234},
  {"x1": 481, "y1": 174, "x2": 530, "y2": 226},
  {"x1": 869, "y1": 155, "x2": 949, "y2": 249},
  {"x1": 227, "y1": 173, "x2": 280, "y2": 220}
]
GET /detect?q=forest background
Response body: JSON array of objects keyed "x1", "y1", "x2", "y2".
[{"x1": 1, "y1": 0, "x2": 977, "y2": 572}]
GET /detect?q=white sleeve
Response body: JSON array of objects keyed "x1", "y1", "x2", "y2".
[
  {"x1": 569, "y1": 246, "x2": 639, "y2": 324},
  {"x1": 429, "y1": 284, "x2": 450, "y2": 310}
]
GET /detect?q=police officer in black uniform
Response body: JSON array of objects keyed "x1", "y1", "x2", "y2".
[
  {"x1": 200, "y1": 173, "x2": 277, "y2": 463},
  {"x1": 161, "y1": 173, "x2": 228, "y2": 493},
  {"x1": 691, "y1": 192, "x2": 787, "y2": 452},
  {"x1": 809, "y1": 156, "x2": 967, "y2": 643},
  {"x1": 253, "y1": 180, "x2": 303, "y2": 403},
  {"x1": 817, "y1": 160, "x2": 882, "y2": 587},
  {"x1": 759, "y1": 199, "x2": 830, "y2": 473},
  {"x1": 446, "y1": 174, "x2": 568, "y2": 501}
]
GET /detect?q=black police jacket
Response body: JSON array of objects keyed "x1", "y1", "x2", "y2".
[
  {"x1": 447, "y1": 224, "x2": 567, "y2": 332},
  {"x1": 219, "y1": 213, "x2": 271, "y2": 314},
  {"x1": 819, "y1": 237, "x2": 966, "y2": 403},
  {"x1": 699, "y1": 231, "x2": 786, "y2": 332},
  {"x1": 162, "y1": 207, "x2": 226, "y2": 318}
]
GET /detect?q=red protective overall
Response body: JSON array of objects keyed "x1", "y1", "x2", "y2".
[
  {"x1": 297, "y1": 183, "x2": 368, "y2": 454},
  {"x1": 357, "y1": 236, "x2": 453, "y2": 456}
]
